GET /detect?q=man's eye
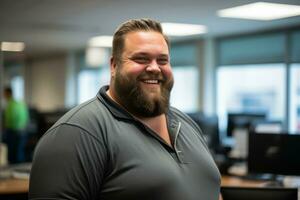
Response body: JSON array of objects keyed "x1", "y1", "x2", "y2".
[
  {"x1": 157, "y1": 59, "x2": 169, "y2": 65},
  {"x1": 132, "y1": 57, "x2": 150, "y2": 64}
]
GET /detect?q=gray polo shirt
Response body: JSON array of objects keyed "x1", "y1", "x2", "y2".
[{"x1": 29, "y1": 86, "x2": 221, "y2": 200}]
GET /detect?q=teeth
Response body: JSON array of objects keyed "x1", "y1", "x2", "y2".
[{"x1": 143, "y1": 80, "x2": 158, "y2": 84}]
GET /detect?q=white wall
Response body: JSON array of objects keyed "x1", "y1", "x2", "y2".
[{"x1": 25, "y1": 55, "x2": 67, "y2": 111}]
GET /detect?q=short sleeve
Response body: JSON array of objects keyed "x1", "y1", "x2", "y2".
[{"x1": 29, "y1": 123, "x2": 108, "y2": 200}]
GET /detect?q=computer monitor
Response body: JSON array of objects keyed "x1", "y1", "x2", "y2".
[
  {"x1": 226, "y1": 112, "x2": 266, "y2": 159},
  {"x1": 248, "y1": 132, "x2": 300, "y2": 176},
  {"x1": 227, "y1": 112, "x2": 266, "y2": 137},
  {"x1": 221, "y1": 186, "x2": 298, "y2": 200}
]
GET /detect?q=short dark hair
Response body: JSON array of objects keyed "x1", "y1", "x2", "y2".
[
  {"x1": 112, "y1": 18, "x2": 170, "y2": 65},
  {"x1": 4, "y1": 87, "x2": 12, "y2": 95}
]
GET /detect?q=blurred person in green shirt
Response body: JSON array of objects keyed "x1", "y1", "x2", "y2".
[{"x1": 3, "y1": 86, "x2": 29, "y2": 163}]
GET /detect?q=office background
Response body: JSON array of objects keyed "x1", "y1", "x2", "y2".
[{"x1": 1, "y1": 0, "x2": 300, "y2": 163}]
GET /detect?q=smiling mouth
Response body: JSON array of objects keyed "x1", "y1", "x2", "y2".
[{"x1": 142, "y1": 79, "x2": 159, "y2": 84}]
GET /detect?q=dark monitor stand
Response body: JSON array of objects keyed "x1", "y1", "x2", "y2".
[{"x1": 248, "y1": 131, "x2": 300, "y2": 186}]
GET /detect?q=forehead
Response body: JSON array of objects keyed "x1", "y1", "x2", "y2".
[{"x1": 123, "y1": 31, "x2": 169, "y2": 55}]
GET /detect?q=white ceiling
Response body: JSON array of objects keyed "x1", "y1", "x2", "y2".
[{"x1": 1, "y1": 0, "x2": 300, "y2": 59}]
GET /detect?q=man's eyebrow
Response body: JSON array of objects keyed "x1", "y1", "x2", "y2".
[
  {"x1": 130, "y1": 52, "x2": 149, "y2": 57},
  {"x1": 158, "y1": 54, "x2": 169, "y2": 58},
  {"x1": 130, "y1": 52, "x2": 169, "y2": 57}
]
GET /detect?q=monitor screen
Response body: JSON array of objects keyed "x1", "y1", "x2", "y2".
[
  {"x1": 227, "y1": 112, "x2": 266, "y2": 137},
  {"x1": 221, "y1": 187, "x2": 297, "y2": 200},
  {"x1": 248, "y1": 132, "x2": 300, "y2": 176},
  {"x1": 252, "y1": 121, "x2": 283, "y2": 133}
]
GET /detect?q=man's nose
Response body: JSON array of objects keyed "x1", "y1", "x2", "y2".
[{"x1": 145, "y1": 60, "x2": 161, "y2": 72}]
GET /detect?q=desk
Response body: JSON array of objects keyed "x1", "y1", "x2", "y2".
[
  {"x1": 221, "y1": 175, "x2": 267, "y2": 187},
  {"x1": 0, "y1": 178, "x2": 28, "y2": 194}
]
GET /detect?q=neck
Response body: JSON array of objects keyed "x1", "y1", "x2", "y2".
[
  {"x1": 139, "y1": 114, "x2": 171, "y2": 146},
  {"x1": 137, "y1": 114, "x2": 167, "y2": 132}
]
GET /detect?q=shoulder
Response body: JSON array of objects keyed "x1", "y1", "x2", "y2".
[
  {"x1": 56, "y1": 97, "x2": 107, "y2": 123},
  {"x1": 43, "y1": 97, "x2": 113, "y2": 142},
  {"x1": 33, "y1": 97, "x2": 111, "y2": 174},
  {"x1": 30, "y1": 116, "x2": 108, "y2": 200},
  {"x1": 34, "y1": 96, "x2": 111, "y2": 161}
]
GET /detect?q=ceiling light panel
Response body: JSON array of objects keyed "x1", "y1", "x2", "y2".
[
  {"x1": 217, "y1": 2, "x2": 300, "y2": 21},
  {"x1": 88, "y1": 36, "x2": 113, "y2": 47},
  {"x1": 1, "y1": 42, "x2": 25, "y2": 52},
  {"x1": 162, "y1": 23, "x2": 207, "y2": 36}
]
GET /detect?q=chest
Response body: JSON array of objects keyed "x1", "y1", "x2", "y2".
[{"x1": 100, "y1": 120, "x2": 220, "y2": 200}]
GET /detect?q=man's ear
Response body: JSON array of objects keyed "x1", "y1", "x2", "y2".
[{"x1": 110, "y1": 56, "x2": 117, "y2": 78}]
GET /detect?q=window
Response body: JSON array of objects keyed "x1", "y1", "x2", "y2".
[
  {"x1": 171, "y1": 66, "x2": 199, "y2": 112},
  {"x1": 11, "y1": 76, "x2": 24, "y2": 100},
  {"x1": 217, "y1": 64, "x2": 286, "y2": 135},
  {"x1": 289, "y1": 64, "x2": 300, "y2": 133},
  {"x1": 169, "y1": 42, "x2": 199, "y2": 112},
  {"x1": 78, "y1": 67, "x2": 110, "y2": 104}
]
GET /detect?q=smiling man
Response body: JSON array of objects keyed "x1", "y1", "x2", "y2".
[
  {"x1": 110, "y1": 31, "x2": 173, "y2": 116},
  {"x1": 29, "y1": 19, "x2": 221, "y2": 200}
]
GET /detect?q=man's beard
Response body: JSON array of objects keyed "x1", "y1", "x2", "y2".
[{"x1": 113, "y1": 68, "x2": 174, "y2": 118}]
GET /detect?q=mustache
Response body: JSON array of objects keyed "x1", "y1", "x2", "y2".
[{"x1": 137, "y1": 72, "x2": 164, "y2": 81}]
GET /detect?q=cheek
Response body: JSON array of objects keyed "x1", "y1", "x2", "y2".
[
  {"x1": 122, "y1": 62, "x2": 145, "y2": 76},
  {"x1": 161, "y1": 66, "x2": 173, "y2": 79}
]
